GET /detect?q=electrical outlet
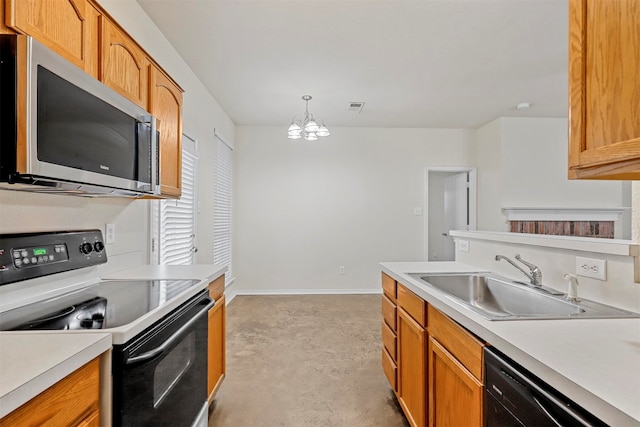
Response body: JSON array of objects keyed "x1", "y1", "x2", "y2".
[
  {"x1": 458, "y1": 239, "x2": 470, "y2": 252},
  {"x1": 575, "y1": 256, "x2": 606, "y2": 281},
  {"x1": 105, "y1": 223, "x2": 116, "y2": 244},
  {"x1": 339, "y1": 266, "x2": 345, "y2": 275}
]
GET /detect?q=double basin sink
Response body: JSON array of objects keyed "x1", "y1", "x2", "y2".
[{"x1": 409, "y1": 273, "x2": 640, "y2": 321}]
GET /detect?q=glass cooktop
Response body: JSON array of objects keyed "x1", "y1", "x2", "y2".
[{"x1": 0, "y1": 279, "x2": 200, "y2": 330}]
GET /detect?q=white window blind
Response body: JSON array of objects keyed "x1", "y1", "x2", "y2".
[
  {"x1": 158, "y1": 135, "x2": 198, "y2": 265},
  {"x1": 214, "y1": 132, "x2": 233, "y2": 283}
]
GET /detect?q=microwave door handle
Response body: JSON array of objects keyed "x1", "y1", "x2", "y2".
[
  {"x1": 125, "y1": 298, "x2": 214, "y2": 366},
  {"x1": 150, "y1": 115, "x2": 159, "y2": 192}
]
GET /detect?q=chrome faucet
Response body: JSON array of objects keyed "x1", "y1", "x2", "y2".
[{"x1": 495, "y1": 253, "x2": 542, "y2": 287}]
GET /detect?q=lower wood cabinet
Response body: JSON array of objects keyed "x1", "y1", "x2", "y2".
[
  {"x1": 397, "y1": 306, "x2": 427, "y2": 427},
  {"x1": 381, "y1": 273, "x2": 398, "y2": 392},
  {"x1": 382, "y1": 275, "x2": 485, "y2": 427},
  {"x1": 0, "y1": 356, "x2": 100, "y2": 427},
  {"x1": 428, "y1": 337, "x2": 482, "y2": 427},
  {"x1": 427, "y1": 305, "x2": 484, "y2": 427},
  {"x1": 207, "y1": 276, "x2": 226, "y2": 403}
]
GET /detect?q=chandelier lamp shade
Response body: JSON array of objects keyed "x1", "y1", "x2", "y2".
[{"x1": 287, "y1": 95, "x2": 330, "y2": 141}]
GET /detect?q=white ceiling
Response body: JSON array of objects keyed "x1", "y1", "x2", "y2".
[{"x1": 137, "y1": 0, "x2": 569, "y2": 129}]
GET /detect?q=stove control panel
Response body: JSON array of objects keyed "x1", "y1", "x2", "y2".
[
  {"x1": 11, "y1": 243, "x2": 69, "y2": 268},
  {"x1": 0, "y1": 230, "x2": 107, "y2": 286}
]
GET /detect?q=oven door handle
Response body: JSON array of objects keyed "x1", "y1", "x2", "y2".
[{"x1": 125, "y1": 298, "x2": 215, "y2": 366}]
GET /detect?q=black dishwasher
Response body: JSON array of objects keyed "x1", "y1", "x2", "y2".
[{"x1": 484, "y1": 347, "x2": 608, "y2": 427}]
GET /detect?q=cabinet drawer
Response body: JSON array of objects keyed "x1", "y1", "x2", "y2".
[
  {"x1": 382, "y1": 272, "x2": 397, "y2": 301},
  {"x1": 428, "y1": 305, "x2": 484, "y2": 381},
  {"x1": 208, "y1": 275, "x2": 225, "y2": 300},
  {"x1": 382, "y1": 320, "x2": 397, "y2": 360},
  {"x1": 397, "y1": 284, "x2": 426, "y2": 327},
  {"x1": 381, "y1": 294, "x2": 397, "y2": 330},
  {"x1": 382, "y1": 347, "x2": 397, "y2": 391},
  {"x1": 0, "y1": 357, "x2": 100, "y2": 427}
]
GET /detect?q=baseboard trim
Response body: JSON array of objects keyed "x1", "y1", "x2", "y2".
[{"x1": 225, "y1": 288, "x2": 383, "y2": 305}]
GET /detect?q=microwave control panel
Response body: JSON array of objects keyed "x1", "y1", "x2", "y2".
[{"x1": 0, "y1": 230, "x2": 107, "y2": 286}]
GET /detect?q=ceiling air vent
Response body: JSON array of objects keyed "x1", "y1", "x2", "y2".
[{"x1": 347, "y1": 102, "x2": 365, "y2": 113}]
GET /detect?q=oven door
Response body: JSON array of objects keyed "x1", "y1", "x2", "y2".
[{"x1": 112, "y1": 290, "x2": 213, "y2": 427}]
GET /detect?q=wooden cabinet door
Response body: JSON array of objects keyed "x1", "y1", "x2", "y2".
[
  {"x1": 1, "y1": 0, "x2": 16, "y2": 34},
  {"x1": 76, "y1": 410, "x2": 100, "y2": 427},
  {"x1": 568, "y1": 0, "x2": 640, "y2": 179},
  {"x1": 101, "y1": 18, "x2": 148, "y2": 108},
  {"x1": 208, "y1": 295, "x2": 226, "y2": 403},
  {"x1": 397, "y1": 307, "x2": 427, "y2": 427},
  {"x1": 428, "y1": 337, "x2": 482, "y2": 427},
  {"x1": 0, "y1": 357, "x2": 100, "y2": 427},
  {"x1": 149, "y1": 64, "x2": 183, "y2": 198},
  {"x1": 6, "y1": 0, "x2": 98, "y2": 74}
]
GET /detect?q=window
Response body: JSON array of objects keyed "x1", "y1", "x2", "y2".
[
  {"x1": 153, "y1": 135, "x2": 198, "y2": 265},
  {"x1": 213, "y1": 131, "x2": 234, "y2": 284}
]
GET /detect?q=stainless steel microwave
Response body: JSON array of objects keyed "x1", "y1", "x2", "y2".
[{"x1": 0, "y1": 35, "x2": 159, "y2": 197}]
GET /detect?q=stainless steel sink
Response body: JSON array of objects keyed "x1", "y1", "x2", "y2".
[{"x1": 409, "y1": 273, "x2": 640, "y2": 320}]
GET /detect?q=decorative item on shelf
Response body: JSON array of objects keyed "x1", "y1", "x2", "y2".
[{"x1": 287, "y1": 95, "x2": 330, "y2": 141}]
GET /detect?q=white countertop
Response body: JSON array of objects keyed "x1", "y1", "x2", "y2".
[
  {"x1": 0, "y1": 264, "x2": 226, "y2": 420},
  {"x1": 0, "y1": 332, "x2": 111, "y2": 418},
  {"x1": 381, "y1": 261, "x2": 640, "y2": 426},
  {"x1": 102, "y1": 264, "x2": 227, "y2": 283}
]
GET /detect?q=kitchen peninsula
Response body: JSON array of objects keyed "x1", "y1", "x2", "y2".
[{"x1": 381, "y1": 261, "x2": 640, "y2": 427}]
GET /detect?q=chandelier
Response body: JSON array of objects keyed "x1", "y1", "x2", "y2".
[{"x1": 287, "y1": 95, "x2": 330, "y2": 141}]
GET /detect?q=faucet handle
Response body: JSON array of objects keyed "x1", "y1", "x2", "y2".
[{"x1": 514, "y1": 253, "x2": 538, "y2": 270}]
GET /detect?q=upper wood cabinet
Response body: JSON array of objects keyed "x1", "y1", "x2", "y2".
[
  {"x1": 568, "y1": 0, "x2": 640, "y2": 179},
  {"x1": 4, "y1": 0, "x2": 185, "y2": 197},
  {"x1": 150, "y1": 64, "x2": 183, "y2": 198},
  {"x1": 5, "y1": 0, "x2": 99, "y2": 75},
  {"x1": 0, "y1": 0, "x2": 15, "y2": 34},
  {"x1": 101, "y1": 18, "x2": 149, "y2": 109}
]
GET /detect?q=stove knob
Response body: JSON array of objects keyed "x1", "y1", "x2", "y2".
[
  {"x1": 93, "y1": 241, "x2": 105, "y2": 253},
  {"x1": 80, "y1": 319, "x2": 94, "y2": 328},
  {"x1": 80, "y1": 243, "x2": 93, "y2": 255}
]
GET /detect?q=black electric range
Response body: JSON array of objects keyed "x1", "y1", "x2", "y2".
[{"x1": 0, "y1": 230, "x2": 204, "y2": 344}]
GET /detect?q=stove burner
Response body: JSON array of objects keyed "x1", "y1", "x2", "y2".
[{"x1": 11, "y1": 296, "x2": 107, "y2": 330}]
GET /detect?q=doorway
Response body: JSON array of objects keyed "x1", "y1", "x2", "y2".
[{"x1": 425, "y1": 167, "x2": 477, "y2": 261}]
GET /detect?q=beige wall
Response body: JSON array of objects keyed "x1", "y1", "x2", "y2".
[
  {"x1": 475, "y1": 117, "x2": 629, "y2": 235},
  {"x1": 233, "y1": 126, "x2": 474, "y2": 293}
]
